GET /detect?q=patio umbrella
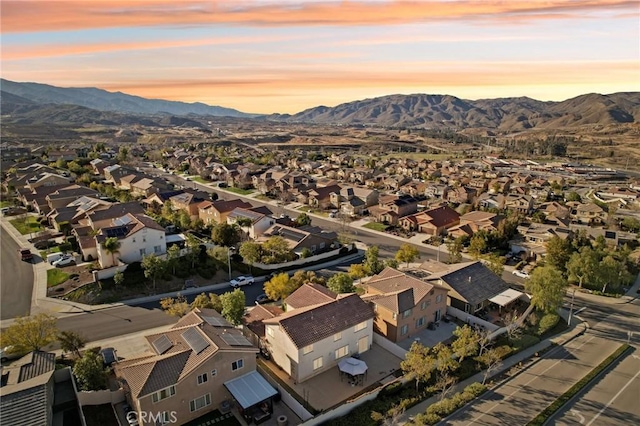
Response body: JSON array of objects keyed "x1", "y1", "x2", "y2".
[{"x1": 338, "y1": 357, "x2": 368, "y2": 376}]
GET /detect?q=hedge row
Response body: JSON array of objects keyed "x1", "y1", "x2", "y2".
[
  {"x1": 411, "y1": 383, "x2": 487, "y2": 426},
  {"x1": 527, "y1": 343, "x2": 630, "y2": 426}
]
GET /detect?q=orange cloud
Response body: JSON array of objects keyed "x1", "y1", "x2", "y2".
[{"x1": 2, "y1": 1, "x2": 637, "y2": 33}]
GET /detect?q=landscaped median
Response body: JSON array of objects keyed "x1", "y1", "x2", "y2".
[{"x1": 527, "y1": 343, "x2": 631, "y2": 426}]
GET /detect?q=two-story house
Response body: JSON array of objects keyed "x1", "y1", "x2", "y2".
[
  {"x1": 226, "y1": 206, "x2": 275, "y2": 239},
  {"x1": 116, "y1": 309, "x2": 278, "y2": 426},
  {"x1": 398, "y1": 205, "x2": 460, "y2": 236},
  {"x1": 362, "y1": 268, "x2": 449, "y2": 342},
  {"x1": 369, "y1": 194, "x2": 421, "y2": 225},
  {"x1": 448, "y1": 211, "x2": 503, "y2": 239},
  {"x1": 198, "y1": 199, "x2": 252, "y2": 226},
  {"x1": 263, "y1": 285, "x2": 375, "y2": 383}
]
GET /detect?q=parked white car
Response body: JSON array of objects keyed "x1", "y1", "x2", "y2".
[
  {"x1": 1, "y1": 346, "x2": 24, "y2": 363},
  {"x1": 52, "y1": 254, "x2": 75, "y2": 268},
  {"x1": 512, "y1": 270, "x2": 530, "y2": 279},
  {"x1": 230, "y1": 276, "x2": 254, "y2": 288}
]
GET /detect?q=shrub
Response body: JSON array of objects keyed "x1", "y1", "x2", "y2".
[
  {"x1": 413, "y1": 413, "x2": 441, "y2": 425},
  {"x1": 537, "y1": 313, "x2": 560, "y2": 336},
  {"x1": 58, "y1": 242, "x2": 72, "y2": 253},
  {"x1": 465, "y1": 382, "x2": 487, "y2": 397}
]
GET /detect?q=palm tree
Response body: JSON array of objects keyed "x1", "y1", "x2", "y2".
[{"x1": 101, "y1": 237, "x2": 121, "y2": 267}]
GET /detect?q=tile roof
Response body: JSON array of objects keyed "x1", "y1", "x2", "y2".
[
  {"x1": 365, "y1": 268, "x2": 446, "y2": 313},
  {"x1": 244, "y1": 305, "x2": 284, "y2": 338},
  {"x1": 285, "y1": 283, "x2": 337, "y2": 310},
  {"x1": 208, "y1": 199, "x2": 252, "y2": 213},
  {"x1": 264, "y1": 294, "x2": 374, "y2": 348}
]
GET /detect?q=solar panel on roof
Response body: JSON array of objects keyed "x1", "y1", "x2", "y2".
[
  {"x1": 114, "y1": 215, "x2": 132, "y2": 226},
  {"x1": 220, "y1": 333, "x2": 253, "y2": 347},
  {"x1": 604, "y1": 231, "x2": 616, "y2": 239},
  {"x1": 151, "y1": 335, "x2": 173, "y2": 354},
  {"x1": 202, "y1": 316, "x2": 232, "y2": 327},
  {"x1": 182, "y1": 327, "x2": 210, "y2": 354}
]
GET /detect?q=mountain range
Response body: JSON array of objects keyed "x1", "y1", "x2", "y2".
[{"x1": 1, "y1": 78, "x2": 639, "y2": 132}]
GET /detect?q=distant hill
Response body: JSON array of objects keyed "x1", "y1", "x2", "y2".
[
  {"x1": 1, "y1": 79, "x2": 252, "y2": 118},
  {"x1": 274, "y1": 92, "x2": 640, "y2": 131}
]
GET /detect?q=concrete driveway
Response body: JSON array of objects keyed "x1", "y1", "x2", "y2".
[{"x1": 397, "y1": 319, "x2": 458, "y2": 351}]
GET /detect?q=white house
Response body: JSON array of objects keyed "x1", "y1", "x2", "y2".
[
  {"x1": 94, "y1": 213, "x2": 167, "y2": 267},
  {"x1": 263, "y1": 285, "x2": 374, "y2": 383},
  {"x1": 226, "y1": 207, "x2": 275, "y2": 240}
]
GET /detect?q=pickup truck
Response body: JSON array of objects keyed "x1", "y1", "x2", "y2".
[
  {"x1": 230, "y1": 276, "x2": 254, "y2": 288},
  {"x1": 18, "y1": 248, "x2": 33, "y2": 262}
]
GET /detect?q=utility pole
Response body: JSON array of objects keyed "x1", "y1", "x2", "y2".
[
  {"x1": 567, "y1": 288, "x2": 576, "y2": 326},
  {"x1": 227, "y1": 247, "x2": 233, "y2": 280}
]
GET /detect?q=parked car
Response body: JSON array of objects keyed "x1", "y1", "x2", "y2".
[
  {"x1": 1, "y1": 346, "x2": 24, "y2": 363},
  {"x1": 18, "y1": 248, "x2": 33, "y2": 262},
  {"x1": 230, "y1": 276, "x2": 254, "y2": 288},
  {"x1": 100, "y1": 347, "x2": 117, "y2": 366},
  {"x1": 126, "y1": 411, "x2": 139, "y2": 426},
  {"x1": 512, "y1": 269, "x2": 530, "y2": 279},
  {"x1": 46, "y1": 252, "x2": 66, "y2": 265},
  {"x1": 255, "y1": 294, "x2": 273, "y2": 304},
  {"x1": 52, "y1": 254, "x2": 75, "y2": 267}
]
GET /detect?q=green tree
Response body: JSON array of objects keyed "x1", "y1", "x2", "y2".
[
  {"x1": 545, "y1": 236, "x2": 573, "y2": 273},
  {"x1": 476, "y1": 347, "x2": 503, "y2": 385},
  {"x1": 2, "y1": 314, "x2": 58, "y2": 353},
  {"x1": 160, "y1": 295, "x2": 191, "y2": 317},
  {"x1": 220, "y1": 289, "x2": 246, "y2": 325},
  {"x1": 117, "y1": 146, "x2": 129, "y2": 162},
  {"x1": 468, "y1": 231, "x2": 488, "y2": 259},
  {"x1": 395, "y1": 243, "x2": 420, "y2": 267},
  {"x1": 113, "y1": 270, "x2": 124, "y2": 287},
  {"x1": 185, "y1": 234, "x2": 201, "y2": 268},
  {"x1": 166, "y1": 244, "x2": 181, "y2": 275},
  {"x1": 483, "y1": 253, "x2": 505, "y2": 276},
  {"x1": 401, "y1": 342, "x2": 436, "y2": 393},
  {"x1": 446, "y1": 237, "x2": 464, "y2": 264},
  {"x1": 433, "y1": 342, "x2": 459, "y2": 374},
  {"x1": 262, "y1": 236, "x2": 292, "y2": 263},
  {"x1": 211, "y1": 222, "x2": 241, "y2": 247},
  {"x1": 300, "y1": 247, "x2": 312, "y2": 258},
  {"x1": 73, "y1": 351, "x2": 108, "y2": 391},
  {"x1": 141, "y1": 254, "x2": 167, "y2": 292},
  {"x1": 58, "y1": 330, "x2": 86, "y2": 359},
  {"x1": 264, "y1": 273, "x2": 295, "y2": 301},
  {"x1": 239, "y1": 241, "x2": 263, "y2": 272},
  {"x1": 451, "y1": 325, "x2": 479, "y2": 363},
  {"x1": 295, "y1": 213, "x2": 312, "y2": 227},
  {"x1": 290, "y1": 270, "x2": 325, "y2": 287},
  {"x1": 364, "y1": 245, "x2": 384, "y2": 275},
  {"x1": 348, "y1": 263, "x2": 367, "y2": 284},
  {"x1": 596, "y1": 255, "x2": 632, "y2": 293},
  {"x1": 101, "y1": 237, "x2": 121, "y2": 266},
  {"x1": 565, "y1": 191, "x2": 582, "y2": 202},
  {"x1": 191, "y1": 292, "x2": 223, "y2": 312},
  {"x1": 566, "y1": 247, "x2": 599, "y2": 288},
  {"x1": 327, "y1": 273, "x2": 355, "y2": 293},
  {"x1": 384, "y1": 258, "x2": 400, "y2": 269},
  {"x1": 525, "y1": 265, "x2": 567, "y2": 313}
]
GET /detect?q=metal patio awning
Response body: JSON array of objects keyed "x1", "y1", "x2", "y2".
[
  {"x1": 489, "y1": 288, "x2": 523, "y2": 307},
  {"x1": 224, "y1": 371, "x2": 278, "y2": 410}
]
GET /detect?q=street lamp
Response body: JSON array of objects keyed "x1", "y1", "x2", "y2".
[{"x1": 227, "y1": 246, "x2": 235, "y2": 281}]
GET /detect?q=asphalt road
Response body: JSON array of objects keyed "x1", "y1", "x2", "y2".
[
  {"x1": 1, "y1": 223, "x2": 34, "y2": 320},
  {"x1": 444, "y1": 333, "x2": 615, "y2": 425},
  {"x1": 549, "y1": 350, "x2": 640, "y2": 426}
]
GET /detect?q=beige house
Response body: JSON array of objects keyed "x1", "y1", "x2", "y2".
[
  {"x1": 198, "y1": 199, "x2": 252, "y2": 225},
  {"x1": 363, "y1": 268, "x2": 449, "y2": 343},
  {"x1": 263, "y1": 285, "x2": 375, "y2": 383},
  {"x1": 116, "y1": 309, "x2": 278, "y2": 426}
]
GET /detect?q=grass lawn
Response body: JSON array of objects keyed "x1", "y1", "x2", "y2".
[
  {"x1": 254, "y1": 194, "x2": 273, "y2": 202},
  {"x1": 47, "y1": 269, "x2": 70, "y2": 287},
  {"x1": 222, "y1": 187, "x2": 255, "y2": 196},
  {"x1": 10, "y1": 216, "x2": 43, "y2": 235},
  {"x1": 191, "y1": 176, "x2": 209, "y2": 184},
  {"x1": 0, "y1": 200, "x2": 13, "y2": 208},
  {"x1": 363, "y1": 222, "x2": 389, "y2": 232},
  {"x1": 40, "y1": 246, "x2": 61, "y2": 258}
]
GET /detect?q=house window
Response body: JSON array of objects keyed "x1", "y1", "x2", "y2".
[
  {"x1": 197, "y1": 373, "x2": 208, "y2": 385},
  {"x1": 421, "y1": 301, "x2": 427, "y2": 310},
  {"x1": 143, "y1": 237, "x2": 146, "y2": 242},
  {"x1": 319, "y1": 242, "x2": 325, "y2": 249},
  {"x1": 151, "y1": 385, "x2": 176, "y2": 403},
  {"x1": 354, "y1": 321, "x2": 367, "y2": 332},
  {"x1": 416, "y1": 317, "x2": 425, "y2": 328},
  {"x1": 189, "y1": 394, "x2": 211, "y2": 412},
  {"x1": 311, "y1": 245, "x2": 316, "y2": 252},
  {"x1": 436, "y1": 295, "x2": 443, "y2": 303},
  {"x1": 211, "y1": 369, "x2": 217, "y2": 377},
  {"x1": 154, "y1": 245, "x2": 161, "y2": 253},
  {"x1": 313, "y1": 357, "x2": 323, "y2": 370},
  {"x1": 402, "y1": 308, "x2": 412, "y2": 318},
  {"x1": 231, "y1": 359, "x2": 244, "y2": 371},
  {"x1": 335, "y1": 345, "x2": 349, "y2": 359},
  {"x1": 159, "y1": 412, "x2": 171, "y2": 424},
  {"x1": 334, "y1": 332, "x2": 342, "y2": 341},
  {"x1": 400, "y1": 325, "x2": 409, "y2": 336},
  {"x1": 303, "y1": 344, "x2": 313, "y2": 355},
  {"x1": 139, "y1": 248, "x2": 146, "y2": 256}
]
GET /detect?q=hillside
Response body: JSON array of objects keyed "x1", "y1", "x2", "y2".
[
  {"x1": 1, "y1": 79, "x2": 252, "y2": 118},
  {"x1": 277, "y1": 92, "x2": 640, "y2": 131}
]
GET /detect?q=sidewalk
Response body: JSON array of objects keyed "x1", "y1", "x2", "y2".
[{"x1": 398, "y1": 309, "x2": 587, "y2": 424}]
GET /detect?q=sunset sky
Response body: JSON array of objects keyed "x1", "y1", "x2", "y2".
[{"x1": 2, "y1": 0, "x2": 639, "y2": 114}]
